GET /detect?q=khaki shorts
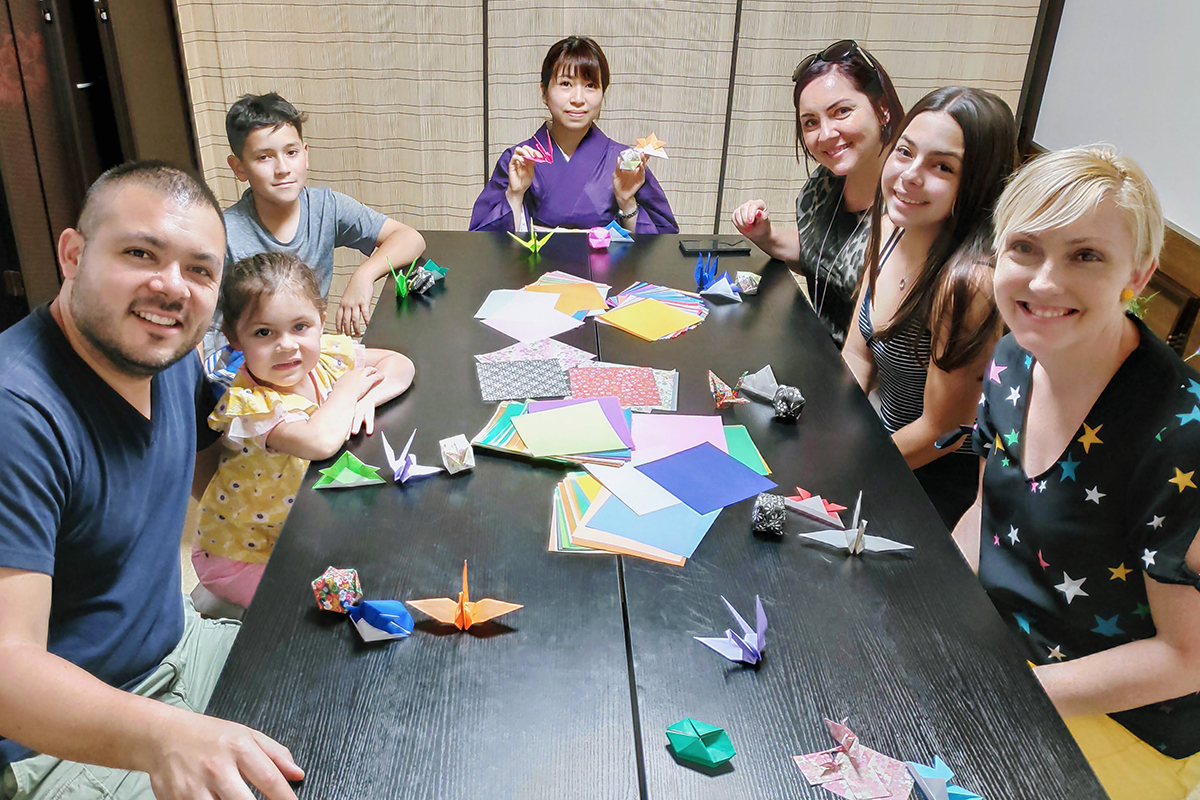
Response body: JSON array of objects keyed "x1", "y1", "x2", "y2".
[{"x1": 1, "y1": 599, "x2": 239, "y2": 800}]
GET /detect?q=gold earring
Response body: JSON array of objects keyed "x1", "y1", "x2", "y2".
[{"x1": 1120, "y1": 288, "x2": 1135, "y2": 303}]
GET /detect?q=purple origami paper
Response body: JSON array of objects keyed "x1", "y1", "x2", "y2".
[{"x1": 695, "y1": 595, "x2": 766, "y2": 665}]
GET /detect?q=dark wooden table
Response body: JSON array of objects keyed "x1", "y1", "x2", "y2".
[{"x1": 207, "y1": 231, "x2": 1105, "y2": 799}]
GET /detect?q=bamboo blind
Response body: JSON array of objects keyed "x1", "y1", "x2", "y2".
[{"x1": 175, "y1": 0, "x2": 1038, "y2": 312}]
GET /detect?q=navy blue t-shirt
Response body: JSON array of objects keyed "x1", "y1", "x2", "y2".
[{"x1": 0, "y1": 305, "x2": 219, "y2": 767}]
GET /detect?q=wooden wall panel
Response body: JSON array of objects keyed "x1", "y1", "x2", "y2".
[
  {"x1": 486, "y1": 1, "x2": 737, "y2": 234},
  {"x1": 719, "y1": 0, "x2": 1039, "y2": 233}
]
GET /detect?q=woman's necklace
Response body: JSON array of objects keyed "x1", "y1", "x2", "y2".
[{"x1": 812, "y1": 181, "x2": 870, "y2": 317}]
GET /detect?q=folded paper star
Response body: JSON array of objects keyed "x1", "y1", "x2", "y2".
[
  {"x1": 347, "y1": 600, "x2": 414, "y2": 642},
  {"x1": 794, "y1": 718, "x2": 914, "y2": 800},
  {"x1": 905, "y1": 756, "x2": 984, "y2": 800},
  {"x1": 508, "y1": 228, "x2": 555, "y2": 253},
  {"x1": 588, "y1": 227, "x2": 611, "y2": 250},
  {"x1": 784, "y1": 486, "x2": 847, "y2": 527},
  {"x1": 312, "y1": 452, "x2": 386, "y2": 489},
  {"x1": 708, "y1": 370, "x2": 749, "y2": 408},
  {"x1": 311, "y1": 566, "x2": 363, "y2": 613},
  {"x1": 798, "y1": 491, "x2": 913, "y2": 554},
  {"x1": 381, "y1": 429, "x2": 443, "y2": 483},
  {"x1": 439, "y1": 434, "x2": 475, "y2": 474},
  {"x1": 695, "y1": 595, "x2": 767, "y2": 665},
  {"x1": 525, "y1": 130, "x2": 554, "y2": 164},
  {"x1": 407, "y1": 561, "x2": 522, "y2": 630},
  {"x1": 666, "y1": 718, "x2": 735, "y2": 767},
  {"x1": 635, "y1": 132, "x2": 668, "y2": 159}
]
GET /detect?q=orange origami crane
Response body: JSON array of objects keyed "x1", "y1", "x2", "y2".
[{"x1": 406, "y1": 561, "x2": 522, "y2": 630}]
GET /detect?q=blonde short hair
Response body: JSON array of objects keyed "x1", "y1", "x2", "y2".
[{"x1": 994, "y1": 146, "x2": 1164, "y2": 265}]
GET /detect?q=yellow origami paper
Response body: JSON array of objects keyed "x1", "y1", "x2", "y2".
[
  {"x1": 524, "y1": 281, "x2": 608, "y2": 316},
  {"x1": 599, "y1": 298, "x2": 704, "y2": 341},
  {"x1": 407, "y1": 561, "x2": 522, "y2": 630}
]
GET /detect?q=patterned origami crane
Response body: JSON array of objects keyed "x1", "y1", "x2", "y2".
[
  {"x1": 694, "y1": 595, "x2": 767, "y2": 665},
  {"x1": 793, "y1": 718, "x2": 914, "y2": 800},
  {"x1": 406, "y1": 561, "x2": 522, "y2": 630},
  {"x1": 708, "y1": 370, "x2": 749, "y2": 408}
]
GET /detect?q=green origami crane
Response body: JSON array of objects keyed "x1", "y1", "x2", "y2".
[
  {"x1": 312, "y1": 452, "x2": 386, "y2": 489},
  {"x1": 665, "y1": 718, "x2": 736, "y2": 768},
  {"x1": 389, "y1": 257, "x2": 449, "y2": 299},
  {"x1": 508, "y1": 229, "x2": 555, "y2": 253}
]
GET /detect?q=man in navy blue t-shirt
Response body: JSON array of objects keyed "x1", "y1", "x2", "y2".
[{"x1": 0, "y1": 162, "x2": 303, "y2": 800}]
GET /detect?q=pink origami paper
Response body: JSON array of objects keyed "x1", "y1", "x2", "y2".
[
  {"x1": 793, "y1": 718, "x2": 914, "y2": 800},
  {"x1": 588, "y1": 227, "x2": 611, "y2": 250},
  {"x1": 568, "y1": 365, "x2": 662, "y2": 408}
]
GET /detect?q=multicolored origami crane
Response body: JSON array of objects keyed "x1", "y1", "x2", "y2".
[
  {"x1": 793, "y1": 718, "x2": 914, "y2": 800},
  {"x1": 905, "y1": 757, "x2": 985, "y2": 800},
  {"x1": 635, "y1": 132, "x2": 668, "y2": 159},
  {"x1": 381, "y1": 429, "x2": 443, "y2": 484},
  {"x1": 785, "y1": 486, "x2": 847, "y2": 527},
  {"x1": 525, "y1": 129, "x2": 554, "y2": 164},
  {"x1": 311, "y1": 566, "x2": 363, "y2": 613},
  {"x1": 312, "y1": 452, "x2": 386, "y2": 489},
  {"x1": 695, "y1": 595, "x2": 767, "y2": 665},
  {"x1": 709, "y1": 370, "x2": 749, "y2": 408},
  {"x1": 798, "y1": 491, "x2": 913, "y2": 555},
  {"x1": 666, "y1": 718, "x2": 735, "y2": 768},
  {"x1": 508, "y1": 228, "x2": 555, "y2": 253},
  {"x1": 347, "y1": 600, "x2": 414, "y2": 642},
  {"x1": 406, "y1": 561, "x2": 522, "y2": 630}
]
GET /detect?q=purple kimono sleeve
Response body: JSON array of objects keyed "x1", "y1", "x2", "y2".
[
  {"x1": 632, "y1": 167, "x2": 679, "y2": 234},
  {"x1": 469, "y1": 148, "x2": 519, "y2": 232}
]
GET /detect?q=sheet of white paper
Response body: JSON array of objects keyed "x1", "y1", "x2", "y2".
[
  {"x1": 629, "y1": 414, "x2": 729, "y2": 465},
  {"x1": 474, "y1": 289, "x2": 522, "y2": 319},
  {"x1": 585, "y1": 463, "x2": 681, "y2": 515},
  {"x1": 480, "y1": 291, "x2": 583, "y2": 343}
]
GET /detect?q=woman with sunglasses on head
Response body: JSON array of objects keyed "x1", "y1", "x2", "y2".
[
  {"x1": 469, "y1": 36, "x2": 678, "y2": 234},
  {"x1": 955, "y1": 148, "x2": 1200, "y2": 800},
  {"x1": 841, "y1": 87, "x2": 1016, "y2": 528},
  {"x1": 732, "y1": 40, "x2": 904, "y2": 345}
]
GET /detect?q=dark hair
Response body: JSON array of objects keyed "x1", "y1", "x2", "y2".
[
  {"x1": 226, "y1": 93, "x2": 308, "y2": 159},
  {"x1": 540, "y1": 36, "x2": 610, "y2": 93},
  {"x1": 78, "y1": 160, "x2": 223, "y2": 238},
  {"x1": 792, "y1": 44, "x2": 904, "y2": 164},
  {"x1": 864, "y1": 86, "x2": 1017, "y2": 371},
  {"x1": 220, "y1": 252, "x2": 325, "y2": 339}
]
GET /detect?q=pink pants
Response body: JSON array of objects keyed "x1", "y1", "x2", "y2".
[{"x1": 191, "y1": 545, "x2": 267, "y2": 609}]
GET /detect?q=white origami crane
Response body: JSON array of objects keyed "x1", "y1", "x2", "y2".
[
  {"x1": 381, "y1": 429, "x2": 443, "y2": 483},
  {"x1": 694, "y1": 595, "x2": 767, "y2": 665},
  {"x1": 798, "y1": 491, "x2": 913, "y2": 555}
]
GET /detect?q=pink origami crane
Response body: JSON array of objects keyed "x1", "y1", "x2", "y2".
[
  {"x1": 525, "y1": 130, "x2": 554, "y2": 164},
  {"x1": 793, "y1": 718, "x2": 914, "y2": 800}
]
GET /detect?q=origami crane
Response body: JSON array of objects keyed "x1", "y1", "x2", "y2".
[
  {"x1": 508, "y1": 227, "x2": 555, "y2": 253},
  {"x1": 695, "y1": 595, "x2": 767, "y2": 665},
  {"x1": 312, "y1": 452, "x2": 386, "y2": 489},
  {"x1": 525, "y1": 129, "x2": 554, "y2": 164},
  {"x1": 695, "y1": 253, "x2": 718, "y2": 289},
  {"x1": 588, "y1": 227, "x2": 611, "y2": 250},
  {"x1": 666, "y1": 718, "x2": 735, "y2": 768},
  {"x1": 793, "y1": 718, "x2": 914, "y2": 800},
  {"x1": 438, "y1": 434, "x2": 475, "y2": 474},
  {"x1": 604, "y1": 220, "x2": 634, "y2": 242},
  {"x1": 347, "y1": 600, "x2": 414, "y2": 642},
  {"x1": 388, "y1": 257, "x2": 447, "y2": 298},
  {"x1": 700, "y1": 272, "x2": 741, "y2": 303},
  {"x1": 798, "y1": 491, "x2": 913, "y2": 554},
  {"x1": 784, "y1": 486, "x2": 847, "y2": 527},
  {"x1": 709, "y1": 370, "x2": 749, "y2": 408},
  {"x1": 381, "y1": 429, "x2": 443, "y2": 484},
  {"x1": 635, "y1": 132, "x2": 668, "y2": 159},
  {"x1": 905, "y1": 757, "x2": 985, "y2": 800},
  {"x1": 407, "y1": 561, "x2": 522, "y2": 630}
]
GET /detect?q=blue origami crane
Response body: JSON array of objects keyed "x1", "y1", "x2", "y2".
[
  {"x1": 694, "y1": 253, "x2": 718, "y2": 288},
  {"x1": 695, "y1": 595, "x2": 766, "y2": 665},
  {"x1": 906, "y1": 756, "x2": 985, "y2": 800},
  {"x1": 347, "y1": 600, "x2": 414, "y2": 642}
]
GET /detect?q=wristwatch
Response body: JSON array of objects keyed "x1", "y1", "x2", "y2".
[{"x1": 616, "y1": 205, "x2": 639, "y2": 224}]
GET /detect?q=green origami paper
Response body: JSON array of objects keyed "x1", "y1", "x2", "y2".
[
  {"x1": 508, "y1": 229, "x2": 555, "y2": 253},
  {"x1": 312, "y1": 452, "x2": 386, "y2": 489},
  {"x1": 665, "y1": 718, "x2": 736, "y2": 768}
]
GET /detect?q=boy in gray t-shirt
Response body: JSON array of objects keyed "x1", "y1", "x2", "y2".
[{"x1": 208, "y1": 93, "x2": 425, "y2": 361}]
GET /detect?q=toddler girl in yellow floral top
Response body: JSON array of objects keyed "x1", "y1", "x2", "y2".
[{"x1": 193, "y1": 252, "x2": 414, "y2": 609}]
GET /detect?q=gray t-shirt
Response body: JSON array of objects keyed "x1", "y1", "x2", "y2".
[{"x1": 205, "y1": 186, "x2": 388, "y2": 357}]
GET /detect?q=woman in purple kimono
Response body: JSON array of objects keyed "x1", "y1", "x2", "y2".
[{"x1": 469, "y1": 36, "x2": 678, "y2": 234}]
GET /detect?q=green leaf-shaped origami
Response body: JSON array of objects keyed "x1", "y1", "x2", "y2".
[
  {"x1": 665, "y1": 718, "x2": 735, "y2": 768},
  {"x1": 312, "y1": 452, "x2": 386, "y2": 489}
]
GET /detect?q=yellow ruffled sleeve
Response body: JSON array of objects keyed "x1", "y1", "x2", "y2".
[{"x1": 209, "y1": 371, "x2": 317, "y2": 449}]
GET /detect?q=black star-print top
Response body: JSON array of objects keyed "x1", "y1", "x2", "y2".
[{"x1": 972, "y1": 317, "x2": 1200, "y2": 758}]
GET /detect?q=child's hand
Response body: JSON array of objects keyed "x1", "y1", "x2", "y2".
[
  {"x1": 337, "y1": 274, "x2": 376, "y2": 337},
  {"x1": 332, "y1": 367, "x2": 384, "y2": 401},
  {"x1": 350, "y1": 397, "x2": 376, "y2": 437},
  {"x1": 732, "y1": 200, "x2": 771, "y2": 239}
]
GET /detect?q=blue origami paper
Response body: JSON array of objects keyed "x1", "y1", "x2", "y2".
[
  {"x1": 906, "y1": 756, "x2": 985, "y2": 800},
  {"x1": 695, "y1": 595, "x2": 766, "y2": 664},
  {"x1": 635, "y1": 442, "x2": 776, "y2": 515},
  {"x1": 347, "y1": 600, "x2": 414, "y2": 642}
]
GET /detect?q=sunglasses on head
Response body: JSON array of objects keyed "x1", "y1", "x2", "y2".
[{"x1": 792, "y1": 39, "x2": 882, "y2": 87}]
